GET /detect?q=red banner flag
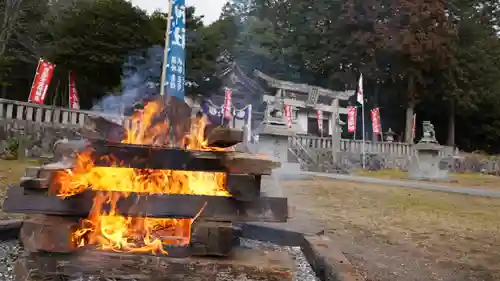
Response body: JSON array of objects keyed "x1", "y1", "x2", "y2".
[
  {"x1": 316, "y1": 110, "x2": 323, "y2": 133},
  {"x1": 223, "y1": 87, "x2": 232, "y2": 119},
  {"x1": 28, "y1": 59, "x2": 55, "y2": 104},
  {"x1": 347, "y1": 106, "x2": 357, "y2": 133},
  {"x1": 284, "y1": 104, "x2": 292, "y2": 128},
  {"x1": 370, "y1": 107, "x2": 382, "y2": 135},
  {"x1": 68, "y1": 71, "x2": 80, "y2": 109}
]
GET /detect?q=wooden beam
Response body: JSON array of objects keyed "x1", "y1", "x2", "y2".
[
  {"x1": 226, "y1": 175, "x2": 261, "y2": 202},
  {"x1": 20, "y1": 160, "x2": 73, "y2": 191},
  {"x1": 190, "y1": 221, "x2": 235, "y2": 256},
  {"x1": 205, "y1": 126, "x2": 244, "y2": 148},
  {"x1": 19, "y1": 216, "x2": 238, "y2": 256},
  {"x1": 89, "y1": 141, "x2": 280, "y2": 174},
  {"x1": 19, "y1": 170, "x2": 263, "y2": 201},
  {"x1": 3, "y1": 185, "x2": 289, "y2": 222},
  {"x1": 53, "y1": 139, "x2": 89, "y2": 160},
  {"x1": 20, "y1": 215, "x2": 80, "y2": 253},
  {"x1": 16, "y1": 247, "x2": 294, "y2": 281},
  {"x1": 82, "y1": 116, "x2": 127, "y2": 142}
]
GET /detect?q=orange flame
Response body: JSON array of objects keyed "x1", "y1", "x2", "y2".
[{"x1": 54, "y1": 100, "x2": 230, "y2": 255}]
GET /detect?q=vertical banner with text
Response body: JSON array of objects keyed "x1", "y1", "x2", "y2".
[
  {"x1": 347, "y1": 106, "x2": 357, "y2": 133},
  {"x1": 68, "y1": 71, "x2": 80, "y2": 109},
  {"x1": 284, "y1": 104, "x2": 292, "y2": 128},
  {"x1": 316, "y1": 110, "x2": 323, "y2": 134},
  {"x1": 165, "y1": 0, "x2": 185, "y2": 99},
  {"x1": 370, "y1": 107, "x2": 381, "y2": 135},
  {"x1": 28, "y1": 59, "x2": 56, "y2": 104},
  {"x1": 223, "y1": 88, "x2": 232, "y2": 119}
]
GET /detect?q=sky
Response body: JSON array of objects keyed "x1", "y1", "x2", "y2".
[{"x1": 130, "y1": 0, "x2": 226, "y2": 25}]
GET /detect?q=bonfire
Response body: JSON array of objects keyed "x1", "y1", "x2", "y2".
[{"x1": 53, "y1": 99, "x2": 231, "y2": 254}]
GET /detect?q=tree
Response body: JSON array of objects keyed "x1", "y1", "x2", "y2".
[{"x1": 48, "y1": 0, "x2": 156, "y2": 107}]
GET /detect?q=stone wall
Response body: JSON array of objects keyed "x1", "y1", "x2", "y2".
[
  {"x1": 0, "y1": 119, "x2": 81, "y2": 159},
  {"x1": 290, "y1": 148, "x2": 500, "y2": 175}
]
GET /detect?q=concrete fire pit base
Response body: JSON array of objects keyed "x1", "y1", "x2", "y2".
[
  {"x1": 237, "y1": 223, "x2": 365, "y2": 281},
  {"x1": 0, "y1": 220, "x2": 365, "y2": 281}
]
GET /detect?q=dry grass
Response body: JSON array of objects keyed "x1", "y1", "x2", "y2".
[
  {"x1": 355, "y1": 169, "x2": 500, "y2": 191},
  {"x1": 283, "y1": 177, "x2": 500, "y2": 279},
  {"x1": 0, "y1": 159, "x2": 36, "y2": 220}
]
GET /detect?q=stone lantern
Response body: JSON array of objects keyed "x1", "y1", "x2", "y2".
[{"x1": 385, "y1": 128, "x2": 396, "y2": 143}]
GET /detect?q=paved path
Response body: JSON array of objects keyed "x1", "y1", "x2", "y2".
[{"x1": 278, "y1": 171, "x2": 500, "y2": 198}]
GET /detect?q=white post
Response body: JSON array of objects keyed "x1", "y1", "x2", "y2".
[
  {"x1": 247, "y1": 104, "x2": 252, "y2": 142},
  {"x1": 361, "y1": 104, "x2": 365, "y2": 169}
]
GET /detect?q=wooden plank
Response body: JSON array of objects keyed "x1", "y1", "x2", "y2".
[
  {"x1": 226, "y1": 174, "x2": 261, "y2": 202},
  {"x1": 205, "y1": 126, "x2": 244, "y2": 148},
  {"x1": 17, "y1": 247, "x2": 294, "y2": 281},
  {"x1": 3, "y1": 185, "x2": 289, "y2": 222},
  {"x1": 20, "y1": 215, "x2": 80, "y2": 253},
  {"x1": 89, "y1": 141, "x2": 280, "y2": 174}
]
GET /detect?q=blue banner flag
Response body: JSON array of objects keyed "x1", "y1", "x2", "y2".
[{"x1": 164, "y1": 0, "x2": 186, "y2": 99}]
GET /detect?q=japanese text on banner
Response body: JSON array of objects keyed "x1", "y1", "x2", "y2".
[
  {"x1": 165, "y1": 0, "x2": 186, "y2": 99},
  {"x1": 347, "y1": 106, "x2": 357, "y2": 133},
  {"x1": 370, "y1": 108, "x2": 381, "y2": 135},
  {"x1": 68, "y1": 71, "x2": 80, "y2": 109},
  {"x1": 28, "y1": 59, "x2": 56, "y2": 104},
  {"x1": 316, "y1": 110, "x2": 323, "y2": 132},
  {"x1": 223, "y1": 88, "x2": 232, "y2": 119}
]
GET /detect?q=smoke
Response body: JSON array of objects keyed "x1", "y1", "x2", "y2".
[{"x1": 91, "y1": 45, "x2": 164, "y2": 116}]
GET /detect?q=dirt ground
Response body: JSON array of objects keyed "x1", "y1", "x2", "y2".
[
  {"x1": 280, "y1": 177, "x2": 500, "y2": 281},
  {"x1": 355, "y1": 169, "x2": 500, "y2": 192}
]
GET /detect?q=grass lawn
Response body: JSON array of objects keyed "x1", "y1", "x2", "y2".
[
  {"x1": 0, "y1": 159, "x2": 37, "y2": 220},
  {"x1": 282, "y1": 177, "x2": 500, "y2": 280},
  {"x1": 355, "y1": 169, "x2": 500, "y2": 191}
]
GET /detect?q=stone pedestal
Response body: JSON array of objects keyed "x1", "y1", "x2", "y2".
[
  {"x1": 408, "y1": 142, "x2": 451, "y2": 182},
  {"x1": 254, "y1": 123, "x2": 301, "y2": 180}
]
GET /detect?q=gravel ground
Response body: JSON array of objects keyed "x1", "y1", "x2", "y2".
[
  {"x1": 0, "y1": 239, "x2": 319, "y2": 281},
  {"x1": 0, "y1": 240, "x2": 20, "y2": 281},
  {"x1": 239, "y1": 238, "x2": 320, "y2": 281}
]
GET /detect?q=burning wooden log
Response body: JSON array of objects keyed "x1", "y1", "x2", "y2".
[
  {"x1": 204, "y1": 126, "x2": 244, "y2": 148},
  {"x1": 52, "y1": 139, "x2": 89, "y2": 160},
  {"x1": 19, "y1": 216, "x2": 239, "y2": 257},
  {"x1": 15, "y1": 247, "x2": 294, "y2": 281},
  {"x1": 88, "y1": 142, "x2": 280, "y2": 174},
  {"x1": 4, "y1": 185, "x2": 289, "y2": 222},
  {"x1": 81, "y1": 116, "x2": 127, "y2": 142},
  {"x1": 20, "y1": 166, "x2": 262, "y2": 202},
  {"x1": 20, "y1": 160, "x2": 73, "y2": 192}
]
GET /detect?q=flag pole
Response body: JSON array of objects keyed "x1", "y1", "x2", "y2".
[
  {"x1": 357, "y1": 73, "x2": 365, "y2": 169},
  {"x1": 159, "y1": 0, "x2": 174, "y2": 100}
]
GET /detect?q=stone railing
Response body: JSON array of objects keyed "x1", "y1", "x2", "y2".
[
  {"x1": 0, "y1": 98, "x2": 127, "y2": 126},
  {"x1": 289, "y1": 135, "x2": 457, "y2": 157}
]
